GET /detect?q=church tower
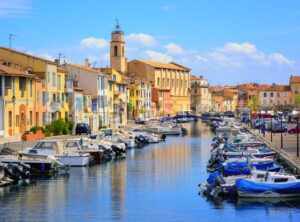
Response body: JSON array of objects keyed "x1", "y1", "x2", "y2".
[{"x1": 110, "y1": 19, "x2": 127, "y2": 73}]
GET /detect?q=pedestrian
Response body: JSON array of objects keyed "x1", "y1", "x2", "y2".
[{"x1": 261, "y1": 123, "x2": 266, "y2": 137}]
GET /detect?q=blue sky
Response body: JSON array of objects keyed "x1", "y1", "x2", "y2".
[{"x1": 0, "y1": 0, "x2": 300, "y2": 85}]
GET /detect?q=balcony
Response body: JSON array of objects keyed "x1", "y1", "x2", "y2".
[
  {"x1": 48, "y1": 101, "x2": 61, "y2": 112},
  {"x1": 65, "y1": 79, "x2": 74, "y2": 93}
]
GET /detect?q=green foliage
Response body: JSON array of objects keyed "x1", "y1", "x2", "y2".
[
  {"x1": 29, "y1": 126, "x2": 45, "y2": 133},
  {"x1": 43, "y1": 119, "x2": 74, "y2": 137},
  {"x1": 295, "y1": 95, "x2": 300, "y2": 106}
]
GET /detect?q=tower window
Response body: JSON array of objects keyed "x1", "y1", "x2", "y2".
[
  {"x1": 122, "y1": 46, "x2": 124, "y2": 57},
  {"x1": 114, "y1": 46, "x2": 118, "y2": 56}
]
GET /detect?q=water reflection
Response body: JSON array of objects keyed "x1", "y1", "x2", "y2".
[{"x1": 0, "y1": 122, "x2": 299, "y2": 221}]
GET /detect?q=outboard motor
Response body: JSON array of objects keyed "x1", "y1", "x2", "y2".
[
  {"x1": 4, "y1": 163, "x2": 22, "y2": 182},
  {"x1": 161, "y1": 134, "x2": 167, "y2": 141},
  {"x1": 17, "y1": 162, "x2": 31, "y2": 179}
]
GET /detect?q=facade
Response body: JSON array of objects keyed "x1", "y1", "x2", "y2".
[
  {"x1": 128, "y1": 60, "x2": 191, "y2": 115},
  {"x1": 152, "y1": 88, "x2": 172, "y2": 116},
  {"x1": 0, "y1": 63, "x2": 37, "y2": 137},
  {"x1": 290, "y1": 75, "x2": 300, "y2": 107},
  {"x1": 258, "y1": 84, "x2": 291, "y2": 110},
  {"x1": 127, "y1": 79, "x2": 151, "y2": 119},
  {"x1": 0, "y1": 47, "x2": 67, "y2": 125},
  {"x1": 100, "y1": 68, "x2": 127, "y2": 128},
  {"x1": 190, "y1": 75, "x2": 211, "y2": 113},
  {"x1": 63, "y1": 63, "x2": 108, "y2": 131}
]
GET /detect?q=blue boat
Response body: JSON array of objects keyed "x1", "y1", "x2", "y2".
[{"x1": 236, "y1": 170, "x2": 300, "y2": 197}]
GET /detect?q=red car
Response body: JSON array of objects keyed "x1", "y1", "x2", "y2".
[{"x1": 288, "y1": 127, "x2": 300, "y2": 134}]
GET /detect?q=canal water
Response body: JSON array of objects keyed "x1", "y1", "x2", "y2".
[{"x1": 0, "y1": 122, "x2": 300, "y2": 221}]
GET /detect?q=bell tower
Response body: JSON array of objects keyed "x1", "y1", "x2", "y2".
[{"x1": 110, "y1": 19, "x2": 127, "y2": 73}]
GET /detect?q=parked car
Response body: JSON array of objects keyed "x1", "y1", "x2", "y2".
[
  {"x1": 288, "y1": 127, "x2": 300, "y2": 134},
  {"x1": 223, "y1": 111, "x2": 235, "y2": 118},
  {"x1": 269, "y1": 122, "x2": 287, "y2": 133},
  {"x1": 75, "y1": 123, "x2": 91, "y2": 135}
]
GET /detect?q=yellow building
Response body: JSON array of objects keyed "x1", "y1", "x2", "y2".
[
  {"x1": 0, "y1": 47, "x2": 68, "y2": 124},
  {"x1": 100, "y1": 68, "x2": 127, "y2": 128},
  {"x1": 127, "y1": 60, "x2": 191, "y2": 115},
  {"x1": 0, "y1": 62, "x2": 37, "y2": 137},
  {"x1": 290, "y1": 75, "x2": 300, "y2": 106}
]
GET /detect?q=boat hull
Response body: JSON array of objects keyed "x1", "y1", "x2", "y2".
[{"x1": 236, "y1": 179, "x2": 300, "y2": 198}]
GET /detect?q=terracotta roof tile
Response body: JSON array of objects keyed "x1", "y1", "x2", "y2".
[
  {"x1": 0, "y1": 64, "x2": 37, "y2": 78},
  {"x1": 131, "y1": 59, "x2": 190, "y2": 71}
]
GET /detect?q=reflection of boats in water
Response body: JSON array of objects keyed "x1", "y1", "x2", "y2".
[{"x1": 237, "y1": 197, "x2": 300, "y2": 206}]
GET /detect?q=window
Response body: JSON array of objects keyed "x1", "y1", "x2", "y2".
[
  {"x1": 270, "y1": 92, "x2": 273, "y2": 97},
  {"x1": 62, "y1": 93, "x2": 65, "y2": 104},
  {"x1": 30, "y1": 111, "x2": 33, "y2": 126},
  {"x1": 36, "y1": 91, "x2": 40, "y2": 102},
  {"x1": 47, "y1": 72, "x2": 50, "y2": 83},
  {"x1": 109, "y1": 82, "x2": 112, "y2": 91},
  {"x1": 42, "y1": 92, "x2": 46, "y2": 106},
  {"x1": 16, "y1": 115, "x2": 19, "y2": 127},
  {"x1": 112, "y1": 75, "x2": 116, "y2": 81},
  {"x1": 42, "y1": 80, "x2": 46, "y2": 88},
  {"x1": 19, "y1": 77, "x2": 26, "y2": 97},
  {"x1": 295, "y1": 87, "x2": 299, "y2": 94},
  {"x1": 277, "y1": 92, "x2": 280, "y2": 97},
  {"x1": 122, "y1": 46, "x2": 124, "y2": 57},
  {"x1": 284, "y1": 101, "x2": 287, "y2": 105},
  {"x1": 194, "y1": 89, "x2": 197, "y2": 93},
  {"x1": 162, "y1": 78, "x2": 165, "y2": 87},
  {"x1": 4, "y1": 76, "x2": 12, "y2": 96},
  {"x1": 36, "y1": 112, "x2": 39, "y2": 126},
  {"x1": 157, "y1": 78, "x2": 160, "y2": 86},
  {"x1": 114, "y1": 46, "x2": 118, "y2": 56},
  {"x1": 57, "y1": 75, "x2": 61, "y2": 90},
  {"x1": 263, "y1": 92, "x2": 267, "y2": 98},
  {"x1": 30, "y1": 79, "x2": 33, "y2": 97},
  {"x1": 52, "y1": 72, "x2": 56, "y2": 87},
  {"x1": 8, "y1": 111, "x2": 12, "y2": 127}
]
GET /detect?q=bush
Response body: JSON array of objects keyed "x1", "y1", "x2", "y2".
[
  {"x1": 42, "y1": 119, "x2": 75, "y2": 137},
  {"x1": 29, "y1": 126, "x2": 45, "y2": 133}
]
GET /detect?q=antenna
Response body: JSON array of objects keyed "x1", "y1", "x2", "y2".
[{"x1": 8, "y1": 34, "x2": 17, "y2": 48}]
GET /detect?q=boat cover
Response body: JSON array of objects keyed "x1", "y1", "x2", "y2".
[{"x1": 236, "y1": 179, "x2": 300, "y2": 194}]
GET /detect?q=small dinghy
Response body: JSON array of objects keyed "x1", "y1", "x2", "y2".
[{"x1": 236, "y1": 170, "x2": 300, "y2": 198}]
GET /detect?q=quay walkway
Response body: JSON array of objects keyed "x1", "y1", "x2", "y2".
[{"x1": 248, "y1": 127, "x2": 300, "y2": 174}]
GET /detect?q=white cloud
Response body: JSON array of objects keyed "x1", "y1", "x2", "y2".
[
  {"x1": 126, "y1": 33, "x2": 157, "y2": 47},
  {"x1": 192, "y1": 42, "x2": 295, "y2": 70},
  {"x1": 39, "y1": 53, "x2": 55, "y2": 61},
  {"x1": 0, "y1": 0, "x2": 32, "y2": 18},
  {"x1": 218, "y1": 42, "x2": 258, "y2": 54},
  {"x1": 144, "y1": 50, "x2": 173, "y2": 62},
  {"x1": 269, "y1": 53, "x2": 295, "y2": 66},
  {"x1": 165, "y1": 43, "x2": 185, "y2": 55},
  {"x1": 161, "y1": 4, "x2": 177, "y2": 12},
  {"x1": 80, "y1": 37, "x2": 109, "y2": 49}
]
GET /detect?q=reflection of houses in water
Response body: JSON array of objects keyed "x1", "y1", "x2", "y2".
[{"x1": 110, "y1": 160, "x2": 127, "y2": 220}]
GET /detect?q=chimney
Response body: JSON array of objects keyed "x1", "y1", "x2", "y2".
[{"x1": 84, "y1": 58, "x2": 90, "y2": 67}]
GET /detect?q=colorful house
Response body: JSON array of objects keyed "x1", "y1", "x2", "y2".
[
  {"x1": 0, "y1": 47, "x2": 68, "y2": 125},
  {"x1": 290, "y1": 75, "x2": 300, "y2": 107},
  {"x1": 0, "y1": 62, "x2": 37, "y2": 137},
  {"x1": 100, "y1": 68, "x2": 127, "y2": 128}
]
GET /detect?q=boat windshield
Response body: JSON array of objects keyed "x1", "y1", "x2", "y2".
[{"x1": 34, "y1": 141, "x2": 55, "y2": 150}]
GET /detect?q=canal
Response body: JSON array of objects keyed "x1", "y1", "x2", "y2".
[{"x1": 0, "y1": 122, "x2": 300, "y2": 221}]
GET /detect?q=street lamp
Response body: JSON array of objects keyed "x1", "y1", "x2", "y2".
[
  {"x1": 280, "y1": 115, "x2": 283, "y2": 149},
  {"x1": 270, "y1": 115, "x2": 273, "y2": 142},
  {"x1": 297, "y1": 117, "x2": 299, "y2": 158}
]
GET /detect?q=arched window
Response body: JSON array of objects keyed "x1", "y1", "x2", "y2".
[{"x1": 114, "y1": 46, "x2": 118, "y2": 56}]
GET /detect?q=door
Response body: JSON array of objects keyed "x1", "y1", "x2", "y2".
[{"x1": 19, "y1": 105, "x2": 26, "y2": 133}]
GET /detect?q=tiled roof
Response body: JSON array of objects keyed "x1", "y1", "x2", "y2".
[
  {"x1": 0, "y1": 64, "x2": 37, "y2": 78},
  {"x1": 0, "y1": 46, "x2": 56, "y2": 64},
  {"x1": 64, "y1": 63, "x2": 102, "y2": 74},
  {"x1": 131, "y1": 59, "x2": 190, "y2": 71},
  {"x1": 259, "y1": 84, "x2": 290, "y2": 91},
  {"x1": 290, "y1": 75, "x2": 300, "y2": 83}
]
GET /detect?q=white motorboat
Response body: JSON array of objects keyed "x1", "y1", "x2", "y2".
[
  {"x1": 20, "y1": 140, "x2": 91, "y2": 167},
  {"x1": 236, "y1": 170, "x2": 300, "y2": 198}
]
